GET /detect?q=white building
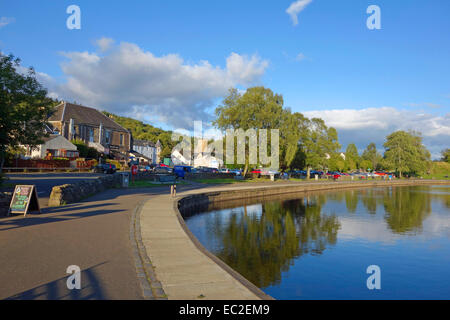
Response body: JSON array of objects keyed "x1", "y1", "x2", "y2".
[
  {"x1": 23, "y1": 134, "x2": 79, "y2": 159},
  {"x1": 131, "y1": 139, "x2": 157, "y2": 164}
]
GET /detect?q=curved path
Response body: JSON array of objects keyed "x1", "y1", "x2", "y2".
[{"x1": 0, "y1": 186, "x2": 172, "y2": 300}]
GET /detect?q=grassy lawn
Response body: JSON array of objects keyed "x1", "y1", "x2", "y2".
[
  {"x1": 129, "y1": 180, "x2": 190, "y2": 188},
  {"x1": 422, "y1": 162, "x2": 450, "y2": 180},
  {"x1": 192, "y1": 178, "x2": 245, "y2": 184}
]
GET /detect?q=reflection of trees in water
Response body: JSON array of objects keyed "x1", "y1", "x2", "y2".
[
  {"x1": 345, "y1": 190, "x2": 358, "y2": 213},
  {"x1": 382, "y1": 187, "x2": 432, "y2": 234},
  {"x1": 210, "y1": 195, "x2": 340, "y2": 288}
]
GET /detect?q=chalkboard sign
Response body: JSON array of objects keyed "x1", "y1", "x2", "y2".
[{"x1": 9, "y1": 185, "x2": 40, "y2": 216}]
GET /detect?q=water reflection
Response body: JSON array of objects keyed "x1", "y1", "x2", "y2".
[
  {"x1": 209, "y1": 195, "x2": 340, "y2": 288},
  {"x1": 184, "y1": 185, "x2": 450, "y2": 299}
]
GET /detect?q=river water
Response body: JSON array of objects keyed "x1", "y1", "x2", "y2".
[{"x1": 184, "y1": 185, "x2": 450, "y2": 299}]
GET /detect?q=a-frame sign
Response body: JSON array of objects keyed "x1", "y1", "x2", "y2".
[{"x1": 8, "y1": 185, "x2": 41, "y2": 217}]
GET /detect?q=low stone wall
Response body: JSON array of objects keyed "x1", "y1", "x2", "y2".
[
  {"x1": 0, "y1": 192, "x2": 12, "y2": 216},
  {"x1": 48, "y1": 174, "x2": 121, "y2": 207}
]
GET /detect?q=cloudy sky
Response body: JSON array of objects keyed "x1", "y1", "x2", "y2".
[{"x1": 1, "y1": 0, "x2": 449, "y2": 158}]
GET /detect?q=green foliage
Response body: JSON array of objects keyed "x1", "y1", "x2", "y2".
[
  {"x1": 383, "y1": 131, "x2": 431, "y2": 177},
  {"x1": 442, "y1": 149, "x2": 450, "y2": 163},
  {"x1": 301, "y1": 118, "x2": 340, "y2": 176},
  {"x1": 345, "y1": 143, "x2": 360, "y2": 170},
  {"x1": 71, "y1": 139, "x2": 99, "y2": 158},
  {"x1": 214, "y1": 87, "x2": 285, "y2": 174},
  {"x1": 362, "y1": 142, "x2": 382, "y2": 171},
  {"x1": 327, "y1": 154, "x2": 346, "y2": 172},
  {"x1": 103, "y1": 111, "x2": 176, "y2": 156},
  {"x1": 0, "y1": 53, "x2": 56, "y2": 171}
]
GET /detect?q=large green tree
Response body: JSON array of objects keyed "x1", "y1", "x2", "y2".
[
  {"x1": 301, "y1": 118, "x2": 341, "y2": 178},
  {"x1": 383, "y1": 131, "x2": 431, "y2": 178},
  {"x1": 345, "y1": 143, "x2": 360, "y2": 171},
  {"x1": 214, "y1": 87, "x2": 284, "y2": 175},
  {"x1": 361, "y1": 142, "x2": 382, "y2": 171},
  {"x1": 0, "y1": 54, "x2": 55, "y2": 172},
  {"x1": 442, "y1": 149, "x2": 450, "y2": 163}
]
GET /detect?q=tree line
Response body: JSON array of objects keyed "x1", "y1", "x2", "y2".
[{"x1": 215, "y1": 86, "x2": 434, "y2": 178}]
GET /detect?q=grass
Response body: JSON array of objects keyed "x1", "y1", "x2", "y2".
[
  {"x1": 129, "y1": 180, "x2": 190, "y2": 188},
  {"x1": 192, "y1": 178, "x2": 245, "y2": 184},
  {"x1": 422, "y1": 162, "x2": 450, "y2": 180}
]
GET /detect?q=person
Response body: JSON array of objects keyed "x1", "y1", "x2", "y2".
[{"x1": 333, "y1": 173, "x2": 339, "y2": 181}]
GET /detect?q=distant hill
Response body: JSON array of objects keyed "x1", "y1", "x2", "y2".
[{"x1": 102, "y1": 111, "x2": 175, "y2": 158}]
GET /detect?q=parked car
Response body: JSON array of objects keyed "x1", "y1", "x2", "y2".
[
  {"x1": 197, "y1": 167, "x2": 218, "y2": 173},
  {"x1": 92, "y1": 163, "x2": 116, "y2": 174},
  {"x1": 154, "y1": 166, "x2": 173, "y2": 174},
  {"x1": 174, "y1": 165, "x2": 192, "y2": 178},
  {"x1": 229, "y1": 169, "x2": 242, "y2": 176}
]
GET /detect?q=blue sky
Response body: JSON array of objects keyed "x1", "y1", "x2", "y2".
[{"x1": 1, "y1": 0, "x2": 449, "y2": 158}]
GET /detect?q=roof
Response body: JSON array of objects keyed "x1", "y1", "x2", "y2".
[
  {"x1": 129, "y1": 151, "x2": 151, "y2": 161},
  {"x1": 48, "y1": 102, "x2": 129, "y2": 133},
  {"x1": 133, "y1": 139, "x2": 156, "y2": 147}
]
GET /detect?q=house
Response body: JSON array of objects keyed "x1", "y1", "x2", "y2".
[
  {"x1": 48, "y1": 102, "x2": 132, "y2": 160},
  {"x1": 22, "y1": 134, "x2": 79, "y2": 159},
  {"x1": 131, "y1": 139, "x2": 157, "y2": 165}
]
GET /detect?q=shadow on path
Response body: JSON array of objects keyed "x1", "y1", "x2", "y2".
[{"x1": 5, "y1": 262, "x2": 108, "y2": 300}]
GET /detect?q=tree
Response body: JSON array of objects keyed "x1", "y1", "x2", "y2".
[
  {"x1": 383, "y1": 131, "x2": 431, "y2": 178},
  {"x1": 442, "y1": 149, "x2": 450, "y2": 163},
  {"x1": 301, "y1": 118, "x2": 340, "y2": 178},
  {"x1": 214, "y1": 87, "x2": 284, "y2": 176},
  {"x1": 345, "y1": 143, "x2": 360, "y2": 170},
  {"x1": 0, "y1": 54, "x2": 55, "y2": 172},
  {"x1": 362, "y1": 142, "x2": 382, "y2": 171},
  {"x1": 71, "y1": 139, "x2": 99, "y2": 159}
]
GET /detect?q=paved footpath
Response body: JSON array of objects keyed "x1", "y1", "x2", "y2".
[{"x1": 0, "y1": 186, "x2": 172, "y2": 300}]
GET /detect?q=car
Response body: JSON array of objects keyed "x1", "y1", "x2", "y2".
[
  {"x1": 93, "y1": 163, "x2": 116, "y2": 174},
  {"x1": 174, "y1": 165, "x2": 192, "y2": 178},
  {"x1": 154, "y1": 166, "x2": 173, "y2": 174},
  {"x1": 219, "y1": 168, "x2": 230, "y2": 173},
  {"x1": 229, "y1": 169, "x2": 242, "y2": 176}
]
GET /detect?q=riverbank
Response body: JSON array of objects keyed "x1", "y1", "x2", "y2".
[{"x1": 138, "y1": 179, "x2": 450, "y2": 300}]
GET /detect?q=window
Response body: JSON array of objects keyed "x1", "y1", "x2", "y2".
[
  {"x1": 105, "y1": 130, "x2": 111, "y2": 144},
  {"x1": 120, "y1": 134, "x2": 124, "y2": 146},
  {"x1": 88, "y1": 128, "x2": 94, "y2": 142}
]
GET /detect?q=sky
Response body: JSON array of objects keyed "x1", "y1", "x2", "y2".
[{"x1": 1, "y1": 0, "x2": 449, "y2": 159}]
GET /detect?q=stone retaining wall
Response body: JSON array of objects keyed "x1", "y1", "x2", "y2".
[
  {"x1": 0, "y1": 192, "x2": 12, "y2": 216},
  {"x1": 48, "y1": 174, "x2": 121, "y2": 207}
]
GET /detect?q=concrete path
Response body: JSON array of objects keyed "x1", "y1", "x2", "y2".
[
  {"x1": 139, "y1": 194, "x2": 264, "y2": 300},
  {"x1": 0, "y1": 187, "x2": 168, "y2": 300}
]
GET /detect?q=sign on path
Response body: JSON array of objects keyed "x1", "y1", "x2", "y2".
[{"x1": 9, "y1": 185, "x2": 41, "y2": 216}]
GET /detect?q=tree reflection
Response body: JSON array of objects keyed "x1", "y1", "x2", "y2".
[
  {"x1": 383, "y1": 187, "x2": 431, "y2": 234},
  {"x1": 344, "y1": 190, "x2": 358, "y2": 213},
  {"x1": 210, "y1": 195, "x2": 340, "y2": 288}
]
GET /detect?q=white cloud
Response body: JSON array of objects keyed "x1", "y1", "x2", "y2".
[
  {"x1": 286, "y1": 0, "x2": 313, "y2": 26},
  {"x1": 303, "y1": 107, "x2": 450, "y2": 159},
  {"x1": 0, "y1": 17, "x2": 15, "y2": 28},
  {"x1": 95, "y1": 37, "x2": 115, "y2": 52},
  {"x1": 40, "y1": 40, "x2": 269, "y2": 129},
  {"x1": 295, "y1": 53, "x2": 306, "y2": 61}
]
